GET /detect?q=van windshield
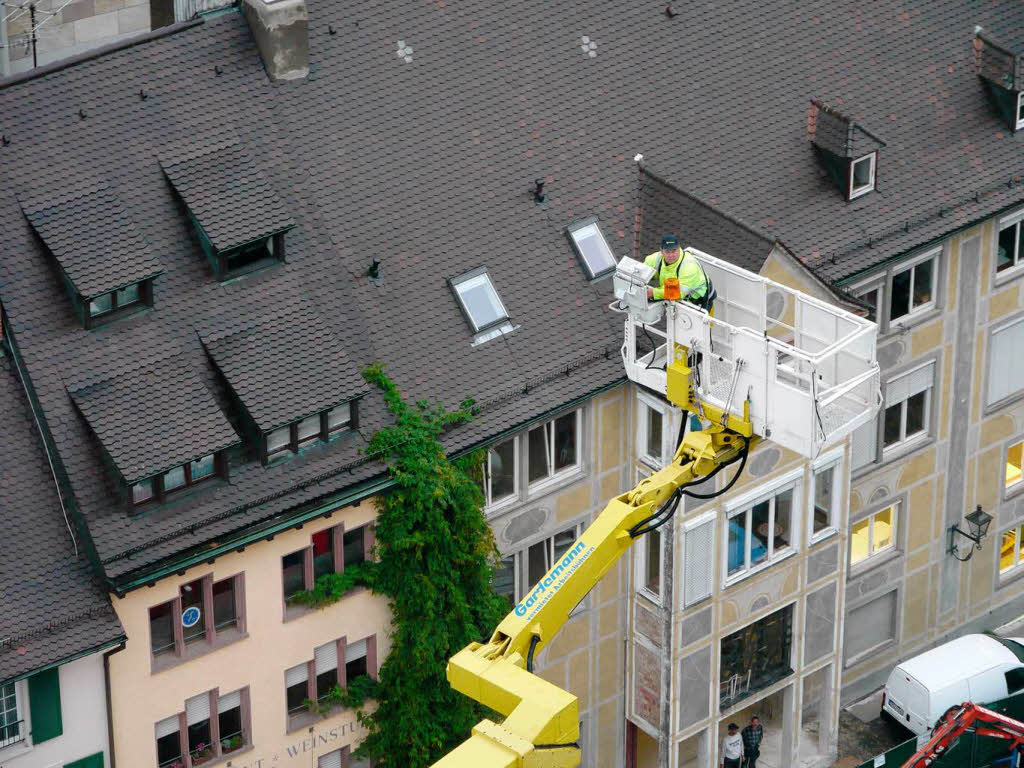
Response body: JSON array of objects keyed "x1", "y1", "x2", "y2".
[{"x1": 994, "y1": 637, "x2": 1024, "y2": 663}]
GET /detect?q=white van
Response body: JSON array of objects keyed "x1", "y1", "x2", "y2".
[{"x1": 882, "y1": 634, "x2": 1024, "y2": 735}]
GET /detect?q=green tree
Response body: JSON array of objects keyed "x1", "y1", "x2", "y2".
[{"x1": 353, "y1": 364, "x2": 509, "y2": 767}]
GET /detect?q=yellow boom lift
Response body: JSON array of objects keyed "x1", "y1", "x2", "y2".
[{"x1": 432, "y1": 249, "x2": 882, "y2": 767}]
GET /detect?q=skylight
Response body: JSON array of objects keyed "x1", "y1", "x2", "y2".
[
  {"x1": 568, "y1": 218, "x2": 616, "y2": 279},
  {"x1": 849, "y1": 154, "x2": 876, "y2": 199},
  {"x1": 451, "y1": 268, "x2": 509, "y2": 333}
]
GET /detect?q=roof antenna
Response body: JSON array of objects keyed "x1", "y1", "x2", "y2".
[
  {"x1": 1, "y1": 135, "x2": 9, "y2": 146},
  {"x1": 328, "y1": 24, "x2": 336, "y2": 34},
  {"x1": 533, "y1": 178, "x2": 546, "y2": 203},
  {"x1": 665, "y1": 5, "x2": 679, "y2": 18},
  {"x1": 78, "y1": 108, "x2": 87, "y2": 120},
  {"x1": 139, "y1": 88, "x2": 148, "y2": 100}
]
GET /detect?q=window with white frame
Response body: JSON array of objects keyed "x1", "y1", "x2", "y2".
[
  {"x1": 527, "y1": 411, "x2": 580, "y2": 486},
  {"x1": 850, "y1": 503, "x2": 897, "y2": 566},
  {"x1": 725, "y1": 475, "x2": 798, "y2": 581},
  {"x1": 637, "y1": 393, "x2": 672, "y2": 468},
  {"x1": 0, "y1": 681, "x2": 23, "y2": 748},
  {"x1": 493, "y1": 524, "x2": 584, "y2": 610},
  {"x1": 889, "y1": 253, "x2": 936, "y2": 322},
  {"x1": 1017, "y1": 92, "x2": 1024, "y2": 131},
  {"x1": 882, "y1": 361, "x2": 934, "y2": 454},
  {"x1": 997, "y1": 212, "x2": 1024, "y2": 275},
  {"x1": 638, "y1": 528, "x2": 663, "y2": 601},
  {"x1": 1000, "y1": 523, "x2": 1024, "y2": 577},
  {"x1": 987, "y1": 317, "x2": 1024, "y2": 407},
  {"x1": 1007, "y1": 439, "x2": 1024, "y2": 495},
  {"x1": 811, "y1": 452, "x2": 842, "y2": 540},
  {"x1": 849, "y1": 153, "x2": 876, "y2": 199},
  {"x1": 851, "y1": 276, "x2": 885, "y2": 324},
  {"x1": 482, "y1": 435, "x2": 518, "y2": 508},
  {"x1": 451, "y1": 268, "x2": 510, "y2": 333},
  {"x1": 567, "y1": 218, "x2": 617, "y2": 280}
]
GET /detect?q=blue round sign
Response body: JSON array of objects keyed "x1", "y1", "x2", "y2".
[{"x1": 181, "y1": 606, "x2": 201, "y2": 628}]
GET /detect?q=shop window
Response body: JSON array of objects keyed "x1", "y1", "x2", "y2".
[
  {"x1": 850, "y1": 504, "x2": 897, "y2": 566},
  {"x1": 726, "y1": 483, "x2": 796, "y2": 581},
  {"x1": 148, "y1": 573, "x2": 244, "y2": 664},
  {"x1": 527, "y1": 411, "x2": 580, "y2": 486},
  {"x1": 282, "y1": 524, "x2": 371, "y2": 615},
  {"x1": 719, "y1": 604, "x2": 794, "y2": 709},
  {"x1": 1007, "y1": 440, "x2": 1024, "y2": 493}
]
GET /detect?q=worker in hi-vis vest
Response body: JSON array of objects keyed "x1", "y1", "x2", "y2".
[{"x1": 644, "y1": 234, "x2": 716, "y2": 316}]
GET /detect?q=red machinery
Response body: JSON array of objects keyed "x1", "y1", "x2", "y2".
[{"x1": 902, "y1": 702, "x2": 1024, "y2": 767}]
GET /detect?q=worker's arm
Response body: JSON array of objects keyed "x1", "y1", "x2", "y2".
[
  {"x1": 643, "y1": 253, "x2": 665, "y2": 300},
  {"x1": 434, "y1": 424, "x2": 756, "y2": 767}
]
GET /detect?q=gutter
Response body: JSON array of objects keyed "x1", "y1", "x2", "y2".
[
  {"x1": 103, "y1": 641, "x2": 126, "y2": 768},
  {"x1": 112, "y1": 375, "x2": 627, "y2": 593}
]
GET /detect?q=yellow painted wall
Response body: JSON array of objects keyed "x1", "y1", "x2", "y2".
[{"x1": 109, "y1": 497, "x2": 389, "y2": 767}]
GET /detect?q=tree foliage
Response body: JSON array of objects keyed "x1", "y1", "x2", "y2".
[{"x1": 349, "y1": 363, "x2": 509, "y2": 767}]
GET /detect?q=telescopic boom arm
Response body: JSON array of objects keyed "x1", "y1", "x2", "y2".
[{"x1": 433, "y1": 396, "x2": 757, "y2": 767}]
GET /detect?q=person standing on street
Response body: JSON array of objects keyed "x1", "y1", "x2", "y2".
[
  {"x1": 742, "y1": 716, "x2": 764, "y2": 768},
  {"x1": 721, "y1": 722, "x2": 743, "y2": 768}
]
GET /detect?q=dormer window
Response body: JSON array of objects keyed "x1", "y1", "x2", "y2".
[
  {"x1": 19, "y1": 184, "x2": 163, "y2": 329},
  {"x1": 160, "y1": 143, "x2": 295, "y2": 281},
  {"x1": 807, "y1": 100, "x2": 885, "y2": 202},
  {"x1": 450, "y1": 267, "x2": 513, "y2": 344},
  {"x1": 976, "y1": 30, "x2": 1024, "y2": 132},
  {"x1": 198, "y1": 298, "x2": 367, "y2": 466},
  {"x1": 69, "y1": 353, "x2": 240, "y2": 511},
  {"x1": 849, "y1": 154, "x2": 876, "y2": 199},
  {"x1": 1017, "y1": 91, "x2": 1024, "y2": 130},
  {"x1": 567, "y1": 217, "x2": 616, "y2": 279}
]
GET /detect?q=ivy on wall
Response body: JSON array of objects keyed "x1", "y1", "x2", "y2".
[{"x1": 302, "y1": 364, "x2": 508, "y2": 767}]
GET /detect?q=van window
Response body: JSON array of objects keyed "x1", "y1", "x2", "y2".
[{"x1": 1006, "y1": 668, "x2": 1024, "y2": 695}]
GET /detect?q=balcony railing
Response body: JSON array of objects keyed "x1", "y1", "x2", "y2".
[
  {"x1": 719, "y1": 664, "x2": 794, "y2": 711},
  {"x1": 0, "y1": 718, "x2": 24, "y2": 748}
]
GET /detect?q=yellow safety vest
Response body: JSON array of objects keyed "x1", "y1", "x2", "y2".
[{"x1": 643, "y1": 249, "x2": 709, "y2": 302}]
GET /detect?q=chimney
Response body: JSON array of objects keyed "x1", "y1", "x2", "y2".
[{"x1": 242, "y1": 0, "x2": 309, "y2": 82}]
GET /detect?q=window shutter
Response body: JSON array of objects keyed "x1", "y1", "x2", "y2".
[
  {"x1": 155, "y1": 715, "x2": 180, "y2": 739},
  {"x1": 345, "y1": 639, "x2": 367, "y2": 663},
  {"x1": 186, "y1": 693, "x2": 210, "y2": 725},
  {"x1": 318, "y1": 749, "x2": 343, "y2": 768},
  {"x1": 315, "y1": 642, "x2": 338, "y2": 674},
  {"x1": 851, "y1": 416, "x2": 878, "y2": 471},
  {"x1": 682, "y1": 518, "x2": 715, "y2": 607},
  {"x1": 988, "y1": 320, "x2": 1024, "y2": 405},
  {"x1": 64, "y1": 752, "x2": 105, "y2": 768},
  {"x1": 218, "y1": 690, "x2": 241, "y2": 712},
  {"x1": 885, "y1": 361, "x2": 934, "y2": 406},
  {"x1": 285, "y1": 663, "x2": 309, "y2": 687},
  {"x1": 27, "y1": 667, "x2": 62, "y2": 743}
]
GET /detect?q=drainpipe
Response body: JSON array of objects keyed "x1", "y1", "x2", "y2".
[{"x1": 103, "y1": 642, "x2": 126, "y2": 768}]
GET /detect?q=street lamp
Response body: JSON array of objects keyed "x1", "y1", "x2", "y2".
[{"x1": 948, "y1": 505, "x2": 993, "y2": 562}]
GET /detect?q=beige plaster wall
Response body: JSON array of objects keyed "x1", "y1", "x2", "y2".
[{"x1": 109, "y1": 497, "x2": 389, "y2": 767}]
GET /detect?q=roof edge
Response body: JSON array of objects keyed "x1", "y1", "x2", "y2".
[{"x1": 0, "y1": 17, "x2": 204, "y2": 90}]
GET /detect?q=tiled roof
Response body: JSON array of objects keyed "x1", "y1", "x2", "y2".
[
  {"x1": 0, "y1": 357, "x2": 124, "y2": 683},
  {"x1": 199, "y1": 293, "x2": 367, "y2": 432},
  {"x1": 160, "y1": 142, "x2": 296, "y2": 253},
  {"x1": 0, "y1": 0, "x2": 1022, "y2": 585},
  {"x1": 19, "y1": 182, "x2": 163, "y2": 298},
  {"x1": 69, "y1": 353, "x2": 242, "y2": 483}
]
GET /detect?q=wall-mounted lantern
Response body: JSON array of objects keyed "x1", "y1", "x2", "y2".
[{"x1": 948, "y1": 506, "x2": 993, "y2": 562}]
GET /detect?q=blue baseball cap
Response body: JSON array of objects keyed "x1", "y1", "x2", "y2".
[{"x1": 661, "y1": 234, "x2": 679, "y2": 249}]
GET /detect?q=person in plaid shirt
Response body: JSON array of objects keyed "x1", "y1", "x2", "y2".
[{"x1": 741, "y1": 716, "x2": 763, "y2": 767}]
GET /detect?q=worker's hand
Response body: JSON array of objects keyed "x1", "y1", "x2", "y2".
[{"x1": 646, "y1": 287, "x2": 654, "y2": 299}]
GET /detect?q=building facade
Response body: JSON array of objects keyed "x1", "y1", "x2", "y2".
[
  {"x1": 107, "y1": 498, "x2": 383, "y2": 768},
  {"x1": 840, "y1": 213, "x2": 1024, "y2": 706}
]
